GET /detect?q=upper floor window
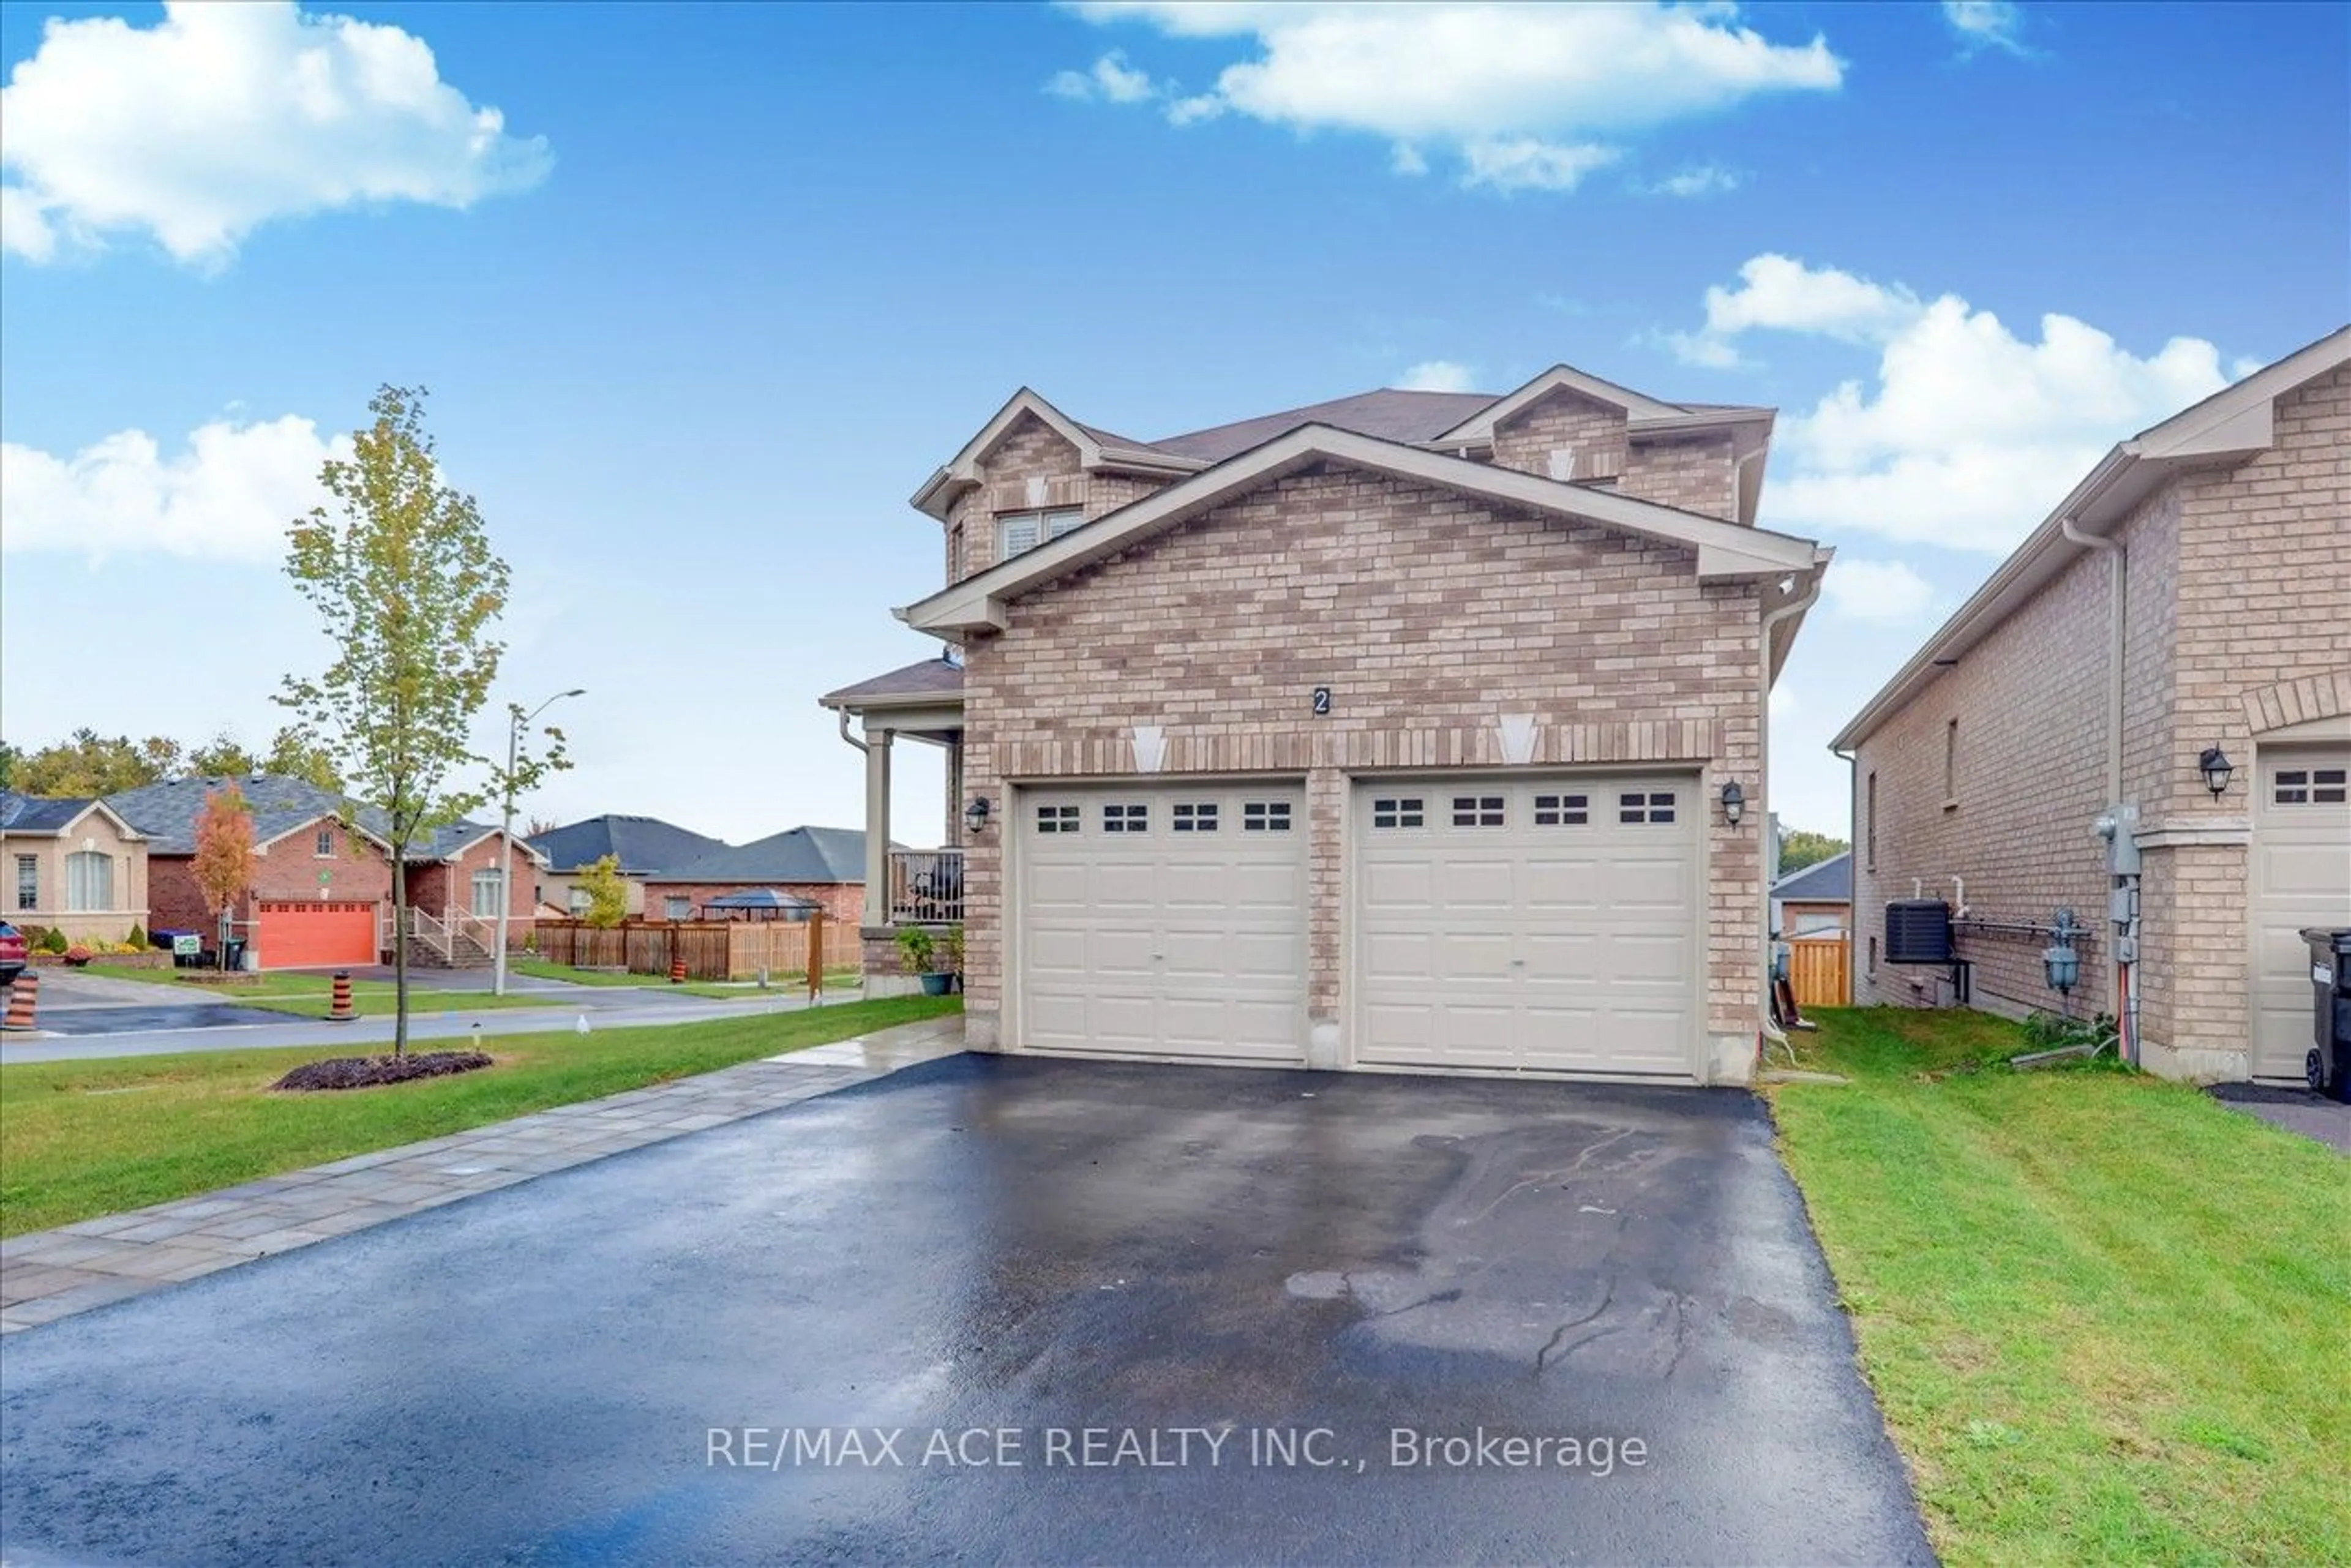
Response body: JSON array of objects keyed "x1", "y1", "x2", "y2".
[{"x1": 997, "y1": 508, "x2": 1084, "y2": 561}]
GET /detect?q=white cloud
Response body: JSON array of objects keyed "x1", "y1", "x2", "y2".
[
  {"x1": 1942, "y1": 1, "x2": 2029, "y2": 57},
  {"x1": 1638, "y1": 163, "x2": 1744, "y2": 198},
  {"x1": 1047, "y1": 50, "x2": 1160, "y2": 103},
  {"x1": 1674, "y1": 256, "x2": 2237, "y2": 552},
  {"x1": 1, "y1": 416, "x2": 352, "y2": 563},
  {"x1": 1821, "y1": 559, "x2": 1938, "y2": 625},
  {"x1": 1397, "y1": 359, "x2": 1477, "y2": 392},
  {"x1": 0, "y1": 1, "x2": 549, "y2": 268},
  {"x1": 1460, "y1": 138, "x2": 1619, "y2": 193},
  {"x1": 1061, "y1": 2, "x2": 1842, "y2": 192}
]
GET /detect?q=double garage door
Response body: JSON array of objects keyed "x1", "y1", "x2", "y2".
[
  {"x1": 1013, "y1": 775, "x2": 1700, "y2": 1077},
  {"x1": 255, "y1": 900, "x2": 378, "y2": 969}
]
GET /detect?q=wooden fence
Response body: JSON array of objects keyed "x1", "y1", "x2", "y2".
[
  {"x1": 1787, "y1": 937, "x2": 1851, "y2": 1009},
  {"x1": 531, "y1": 918, "x2": 863, "y2": 982}
]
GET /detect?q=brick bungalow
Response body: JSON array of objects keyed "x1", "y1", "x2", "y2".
[
  {"x1": 107, "y1": 776, "x2": 546, "y2": 970},
  {"x1": 822, "y1": 365, "x2": 1831, "y2": 1084},
  {"x1": 1834, "y1": 326, "x2": 2350, "y2": 1084},
  {"x1": 639, "y1": 826, "x2": 869, "y2": 926},
  {"x1": 525, "y1": 814, "x2": 727, "y2": 917}
]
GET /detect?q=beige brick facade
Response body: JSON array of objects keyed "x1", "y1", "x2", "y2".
[
  {"x1": 954, "y1": 441, "x2": 1773, "y2": 1076},
  {"x1": 1851, "y1": 358, "x2": 2351, "y2": 1079}
]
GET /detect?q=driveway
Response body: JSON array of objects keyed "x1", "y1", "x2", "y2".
[
  {"x1": 0, "y1": 1057, "x2": 1929, "y2": 1564},
  {"x1": 6, "y1": 967, "x2": 285, "y2": 1035}
]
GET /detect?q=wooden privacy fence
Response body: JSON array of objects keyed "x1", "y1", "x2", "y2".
[
  {"x1": 532, "y1": 919, "x2": 863, "y2": 982},
  {"x1": 1787, "y1": 937, "x2": 1851, "y2": 1010}
]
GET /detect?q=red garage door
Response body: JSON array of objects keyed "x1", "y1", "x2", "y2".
[{"x1": 255, "y1": 901, "x2": 378, "y2": 969}]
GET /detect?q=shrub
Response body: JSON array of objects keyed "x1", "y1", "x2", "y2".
[
  {"x1": 894, "y1": 925, "x2": 936, "y2": 973},
  {"x1": 942, "y1": 923, "x2": 965, "y2": 974},
  {"x1": 40, "y1": 926, "x2": 69, "y2": 955},
  {"x1": 62, "y1": 945, "x2": 92, "y2": 967},
  {"x1": 19, "y1": 925, "x2": 49, "y2": 950},
  {"x1": 128, "y1": 923, "x2": 148, "y2": 950}
]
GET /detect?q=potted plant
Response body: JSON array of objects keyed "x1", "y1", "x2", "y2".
[
  {"x1": 896, "y1": 925, "x2": 951, "y2": 996},
  {"x1": 942, "y1": 923, "x2": 964, "y2": 994},
  {"x1": 62, "y1": 944, "x2": 93, "y2": 968}
]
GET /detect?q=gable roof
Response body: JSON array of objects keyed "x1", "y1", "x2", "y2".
[
  {"x1": 651, "y1": 825, "x2": 869, "y2": 886},
  {"x1": 912, "y1": 389, "x2": 1209, "y2": 520},
  {"x1": 525, "y1": 814, "x2": 727, "y2": 876},
  {"x1": 107, "y1": 775, "x2": 543, "y2": 865},
  {"x1": 1771, "y1": 849, "x2": 1852, "y2": 904},
  {"x1": 902, "y1": 422, "x2": 1828, "y2": 637},
  {"x1": 0, "y1": 790, "x2": 144, "y2": 839},
  {"x1": 1832, "y1": 323, "x2": 2351, "y2": 751}
]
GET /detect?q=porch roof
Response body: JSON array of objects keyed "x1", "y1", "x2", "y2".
[{"x1": 817, "y1": 655, "x2": 964, "y2": 711}]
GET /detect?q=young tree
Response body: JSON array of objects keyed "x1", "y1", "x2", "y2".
[
  {"x1": 192, "y1": 786, "x2": 258, "y2": 966},
  {"x1": 576, "y1": 853, "x2": 629, "y2": 929},
  {"x1": 279, "y1": 384, "x2": 513, "y2": 1057}
]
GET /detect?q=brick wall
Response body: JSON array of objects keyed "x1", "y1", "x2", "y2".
[
  {"x1": 1622, "y1": 432, "x2": 1739, "y2": 522},
  {"x1": 637, "y1": 881, "x2": 864, "y2": 925},
  {"x1": 405, "y1": 833, "x2": 538, "y2": 922},
  {"x1": 1852, "y1": 360, "x2": 2350, "y2": 1076},
  {"x1": 1490, "y1": 388, "x2": 1628, "y2": 482},
  {"x1": 959, "y1": 459, "x2": 1768, "y2": 1072},
  {"x1": 945, "y1": 414, "x2": 1174, "y2": 583},
  {"x1": 148, "y1": 816, "x2": 400, "y2": 940}
]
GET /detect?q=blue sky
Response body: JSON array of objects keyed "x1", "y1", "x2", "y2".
[{"x1": 3, "y1": 1, "x2": 2345, "y2": 846}]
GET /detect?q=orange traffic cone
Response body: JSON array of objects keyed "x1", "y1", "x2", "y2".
[
  {"x1": 669, "y1": 956, "x2": 688, "y2": 984},
  {"x1": 328, "y1": 971, "x2": 357, "y2": 1022},
  {"x1": 2, "y1": 970, "x2": 39, "y2": 1032}
]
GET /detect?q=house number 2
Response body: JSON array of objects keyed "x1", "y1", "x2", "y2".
[{"x1": 1311, "y1": 686, "x2": 1332, "y2": 716}]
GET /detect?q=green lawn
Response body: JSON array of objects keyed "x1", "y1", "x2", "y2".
[
  {"x1": 0, "y1": 994, "x2": 962, "y2": 1237},
  {"x1": 511, "y1": 958, "x2": 863, "y2": 1000},
  {"x1": 80, "y1": 964, "x2": 553, "y2": 1018},
  {"x1": 1769, "y1": 1008, "x2": 2349, "y2": 1566}
]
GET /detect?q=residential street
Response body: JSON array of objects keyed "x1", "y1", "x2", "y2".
[{"x1": 0, "y1": 1056, "x2": 1932, "y2": 1565}]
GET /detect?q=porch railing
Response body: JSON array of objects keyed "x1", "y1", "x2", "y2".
[
  {"x1": 887, "y1": 849, "x2": 964, "y2": 925},
  {"x1": 383, "y1": 904, "x2": 454, "y2": 964}
]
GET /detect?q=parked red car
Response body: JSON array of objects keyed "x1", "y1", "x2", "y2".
[{"x1": 0, "y1": 921, "x2": 27, "y2": 991}]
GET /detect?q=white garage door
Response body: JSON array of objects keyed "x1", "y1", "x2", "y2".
[
  {"x1": 2250, "y1": 745, "x2": 2351, "y2": 1081},
  {"x1": 1016, "y1": 782, "x2": 1308, "y2": 1062},
  {"x1": 1354, "y1": 775, "x2": 1701, "y2": 1078}
]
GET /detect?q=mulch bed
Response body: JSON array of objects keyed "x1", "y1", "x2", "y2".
[{"x1": 273, "y1": 1051, "x2": 494, "y2": 1092}]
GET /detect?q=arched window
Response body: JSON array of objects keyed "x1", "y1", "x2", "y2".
[{"x1": 66, "y1": 851, "x2": 114, "y2": 912}]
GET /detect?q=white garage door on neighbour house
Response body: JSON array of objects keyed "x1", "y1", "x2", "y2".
[
  {"x1": 1016, "y1": 782, "x2": 1309, "y2": 1062},
  {"x1": 2250, "y1": 745, "x2": 2351, "y2": 1082},
  {"x1": 1354, "y1": 775, "x2": 1702, "y2": 1079}
]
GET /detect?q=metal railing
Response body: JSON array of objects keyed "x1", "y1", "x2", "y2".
[
  {"x1": 383, "y1": 904, "x2": 454, "y2": 964},
  {"x1": 887, "y1": 849, "x2": 964, "y2": 925}
]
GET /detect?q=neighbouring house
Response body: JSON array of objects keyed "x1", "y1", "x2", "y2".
[
  {"x1": 105, "y1": 776, "x2": 548, "y2": 970},
  {"x1": 525, "y1": 814, "x2": 727, "y2": 917},
  {"x1": 639, "y1": 826, "x2": 870, "y2": 926},
  {"x1": 1771, "y1": 850, "x2": 1852, "y2": 939},
  {"x1": 821, "y1": 364, "x2": 1831, "y2": 1083},
  {"x1": 0, "y1": 789, "x2": 150, "y2": 945},
  {"x1": 1833, "y1": 326, "x2": 2350, "y2": 1084}
]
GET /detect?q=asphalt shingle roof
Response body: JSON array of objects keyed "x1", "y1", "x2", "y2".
[
  {"x1": 0, "y1": 790, "x2": 107, "y2": 835},
  {"x1": 819, "y1": 657, "x2": 964, "y2": 707},
  {"x1": 525, "y1": 815, "x2": 727, "y2": 876},
  {"x1": 107, "y1": 776, "x2": 527, "y2": 862},
  {"x1": 652, "y1": 826, "x2": 868, "y2": 885},
  {"x1": 1771, "y1": 850, "x2": 1852, "y2": 904},
  {"x1": 1146, "y1": 389, "x2": 1501, "y2": 464}
]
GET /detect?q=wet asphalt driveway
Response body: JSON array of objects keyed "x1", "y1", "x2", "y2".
[{"x1": 0, "y1": 1056, "x2": 1929, "y2": 1565}]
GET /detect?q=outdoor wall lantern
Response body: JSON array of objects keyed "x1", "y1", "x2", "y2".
[
  {"x1": 2198, "y1": 745, "x2": 2234, "y2": 798},
  {"x1": 1719, "y1": 780, "x2": 1746, "y2": 827},
  {"x1": 963, "y1": 796, "x2": 993, "y2": 835}
]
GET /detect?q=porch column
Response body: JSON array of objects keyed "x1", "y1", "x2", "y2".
[{"x1": 864, "y1": 725, "x2": 893, "y2": 922}]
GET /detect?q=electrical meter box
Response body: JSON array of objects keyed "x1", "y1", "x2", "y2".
[{"x1": 2095, "y1": 802, "x2": 2142, "y2": 875}]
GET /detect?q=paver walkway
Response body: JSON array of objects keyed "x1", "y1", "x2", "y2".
[{"x1": 0, "y1": 1016, "x2": 964, "y2": 1334}]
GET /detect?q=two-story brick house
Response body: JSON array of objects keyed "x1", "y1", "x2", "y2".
[
  {"x1": 823, "y1": 365, "x2": 1831, "y2": 1084},
  {"x1": 1834, "y1": 326, "x2": 2350, "y2": 1084}
]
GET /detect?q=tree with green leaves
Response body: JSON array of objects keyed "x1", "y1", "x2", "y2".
[
  {"x1": 7, "y1": 729, "x2": 184, "y2": 796},
  {"x1": 1777, "y1": 828, "x2": 1850, "y2": 877},
  {"x1": 262, "y1": 726, "x2": 345, "y2": 792},
  {"x1": 576, "y1": 853, "x2": 629, "y2": 929},
  {"x1": 279, "y1": 384, "x2": 527, "y2": 1056},
  {"x1": 186, "y1": 733, "x2": 262, "y2": 778}
]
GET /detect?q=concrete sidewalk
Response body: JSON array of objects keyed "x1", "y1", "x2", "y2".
[{"x1": 0, "y1": 1015, "x2": 964, "y2": 1334}]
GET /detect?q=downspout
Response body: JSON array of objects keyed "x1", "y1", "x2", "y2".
[
  {"x1": 2060, "y1": 513, "x2": 2136, "y2": 1063},
  {"x1": 835, "y1": 709, "x2": 868, "y2": 756},
  {"x1": 1758, "y1": 568, "x2": 1826, "y2": 1063}
]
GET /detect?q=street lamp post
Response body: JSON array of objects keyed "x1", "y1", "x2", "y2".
[{"x1": 494, "y1": 688, "x2": 585, "y2": 997}]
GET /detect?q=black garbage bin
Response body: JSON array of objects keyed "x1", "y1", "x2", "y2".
[
  {"x1": 222, "y1": 937, "x2": 249, "y2": 973},
  {"x1": 2300, "y1": 927, "x2": 2351, "y2": 1103}
]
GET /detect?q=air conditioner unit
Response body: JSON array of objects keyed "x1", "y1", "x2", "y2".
[{"x1": 1885, "y1": 899, "x2": 1954, "y2": 964}]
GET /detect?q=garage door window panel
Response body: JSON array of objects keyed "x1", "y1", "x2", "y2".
[
  {"x1": 1243, "y1": 801, "x2": 1292, "y2": 831},
  {"x1": 1452, "y1": 795, "x2": 1506, "y2": 828},
  {"x1": 1619, "y1": 791, "x2": 1678, "y2": 824},
  {"x1": 1036, "y1": 805, "x2": 1080, "y2": 835},
  {"x1": 1373, "y1": 797, "x2": 1425, "y2": 829},
  {"x1": 1172, "y1": 803, "x2": 1219, "y2": 833},
  {"x1": 1534, "y1": 793, "x2": 1589, "y2": 826},
  {"x1": 1103, "y1": 803, "x2": 1149, "y2": 834}
]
